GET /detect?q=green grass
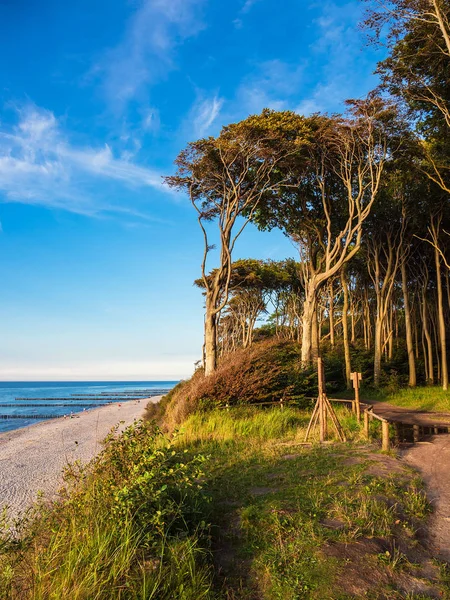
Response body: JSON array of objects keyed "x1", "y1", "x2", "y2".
[
  {"x1": 335, "y1": 385, "x2": 450, "y2": 413},
  {"x1": 0, "y1": 422, "x2": 215, "y2": 600},
  {"x1": 1, "y1": 407, "x2": 447, "y2": 599},
  {"x1": 178, "y1": 407, "x2": 311, "y2": 444},
  {"x1": 175, "y1": 408, "x2": 446, "y2": 599}
]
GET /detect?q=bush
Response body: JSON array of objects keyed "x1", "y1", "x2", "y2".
[
  {"x1": 0, "y1": 422, "x2": 213, "y2": 599},
  {"x1": 157, "y1": 339, "x2": 359, "y2": 429}
]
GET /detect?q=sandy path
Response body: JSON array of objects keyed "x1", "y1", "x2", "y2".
[
  {"x1": 0, "y1": 397, "x2": 161, "y2": 520},
  {"x1": 402, "y1": 435, "x2": 450, "y2": 562}
]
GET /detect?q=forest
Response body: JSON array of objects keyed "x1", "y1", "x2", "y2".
[{"x1": 166, "y1": 0, "x2": 450, "y2": 395}]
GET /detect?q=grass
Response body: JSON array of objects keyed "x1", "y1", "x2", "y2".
[
  {"x1": 1, "y1": 406, "x2": 448, "y2": 599},
  {"x1": 335, "y1": 385, "x2": 450, "y2": 413},
  {"x1": 175, "y1": 407, "x2": 447, "y2": 599},
  {"x1": 0, "y1": 422, "x2": 215, "y2": 600}
]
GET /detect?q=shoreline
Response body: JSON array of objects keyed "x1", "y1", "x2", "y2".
[
  {"x1": 0, "y1": 396, "x2": 156, "y2": 442},
  {"x1": 0, "y1": 396, "x2": 161, "y2": 520}
]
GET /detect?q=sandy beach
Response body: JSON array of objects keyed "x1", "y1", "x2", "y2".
[{"x1": 0, "y1": 396, "x2": 160, "y2": 520}]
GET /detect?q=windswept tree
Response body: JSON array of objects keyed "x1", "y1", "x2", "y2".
[
  {"x1": 196, "y1": 258, "x2": 301, "y2": 353},
  {"x1": 165, "y1": 110, "x2": 312, "y2": 375},
  {"x1": 252, "y1": 97, "x2": 398, "y2": 368},
  {"x1": 365, "y1": 0, "x2": 450, "y2": 191}
]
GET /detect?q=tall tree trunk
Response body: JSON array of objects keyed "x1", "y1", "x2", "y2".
[
  {"x1": 374, "y1": 317, "x2": 383, "y2": 387},
  {"x1": 422, "y1": 329, "x2": 428, "y2": 382},
  {"x1": 401, "y1": 262, "x2": 416, "y2": 386},
  {"x1": 341, "y1": 269, "x2": 352, "y2": 389},
  {"x1": 311, "y1": 307, "x2": 319, "y2": 367},
  {"x1": 363, "y1": 317, "x2": 368, "y2": 350},
  {"x1": 422, "y1": 290, "x2": 434, "y2": 384},
  {"x1": 435, "y1": 246, "x2": 449, "y2": 390},
  {"x1": 301, "y1": 289, "x2": 316, "y2": 368},
  {"x1": 388, "y1": 301, "x2": 394, "y2": 361},
  {"x1": 329, "y1": 282, "x2": 335, "y2": 347},
  {"x1": 366, "y1": 295, "x2": 372, "y2": 350},
  {"x1": 204, "y1": 306, "x2": 217, "y2": 376}
]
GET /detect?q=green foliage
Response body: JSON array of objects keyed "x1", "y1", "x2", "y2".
[
  {"x1": 179, "y1": 408, "x2": 445, "y2": 599},
  {"x1": 156, "y1": 337, "x2": 449, "y2": 430},
  {"x1": 165, "y1": 109, "x2": 312, "y2": 215},
  {"x1": 356, "y1": 385, "x2": 450, "y2": 413},
  {"x1": 0, "y1": 422, "x2": 214, "y2": 599}
]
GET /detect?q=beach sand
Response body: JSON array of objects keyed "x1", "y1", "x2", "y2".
[{"x1": 0, "y1": 396, "x2": 160, "y2": 520}]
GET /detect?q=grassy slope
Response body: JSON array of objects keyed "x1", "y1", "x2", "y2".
[
  {"x1": 1, "y1": 407, "x2": 449, "y2": 599},
  {"x1": 176, "y1": 408, "x2": 450, "y2": 600}
]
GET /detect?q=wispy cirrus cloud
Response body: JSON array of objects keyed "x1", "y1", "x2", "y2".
[
  {"x1": 234, "y1": 0, "x2": 262, "y2": 28},
  {"x1": 0, "y1": 104, "x2": 167, "y2": 218},
  {"x1": 90, "y1": 0, "x2": 206, "y2": 116},
  {"x1": 191, "y1": 94, "x2": 224, "y2": 137},
  {"x1": 295, "y1": 1, "x2": 379, "y2": 115}
]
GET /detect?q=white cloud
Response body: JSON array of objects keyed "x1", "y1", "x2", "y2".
[
  {"x1": 241, "y1": 0, "x2": 261, "y2": 14},
  {"x1": 92, "y1": 0, "x2": 205, "y2": 114},
  {"x1": 192, "y1": 95, "x2": 224, "y2": 136},
  {"x1": 0, "y1": 104, "x2": 167, "y2": 217},
  {"x1": 295, "y1": 1, "x2": 378, "y2": 115}
]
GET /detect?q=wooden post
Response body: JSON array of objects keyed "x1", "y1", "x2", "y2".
[
  {"x1": 304, "y1": 357, "x2": 346, "y2": 443},
  {"x1": 363, "y1": 410, "x2": 370, "y2": 440},
  {"x1": 351, "y1": 372, "x2": 362, "y2": 422},
  {"x1": 413, "y1": 424, "x2": 419, "y2": 443},
  {"x1": 318, "y1": 357, "x2": 326, "y2": 442},
  {"x1": 382, "y1": 420, "x2": 390, "y2": 451}
]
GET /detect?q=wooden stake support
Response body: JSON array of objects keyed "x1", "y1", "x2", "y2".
[
  {"x1": 304, "y1": 357, "x2": 346, "y2": 443},
  {"x1": 351, "y1": 372, "x2": 362, "y2": 422}
]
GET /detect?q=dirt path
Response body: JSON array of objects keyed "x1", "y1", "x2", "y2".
[
  {"x1": 0, "y1": 397, "x2": 160, "y2": 520},
  {"x1": 401, "y1": 435, "x2": 450, "y2": 563}
]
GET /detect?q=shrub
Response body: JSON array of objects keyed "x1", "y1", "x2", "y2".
[{"x1": 0, "y1": 422, "x2": 213, "y2": 599}]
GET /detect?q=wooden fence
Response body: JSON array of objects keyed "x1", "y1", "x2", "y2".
[{"x1": 218, "y1": 397, "x2": 394, "y2": 451}]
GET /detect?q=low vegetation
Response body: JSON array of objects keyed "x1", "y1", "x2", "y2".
[
  {"x1": 148, "y1": 338, "x2": 450, "y2": 433},
  {"x1": 180, "y1": 408, "x2": 445, "y2": 599},
  {"x1": 0, "y1": 422, "x2": 213, "y2": 599},
  {"x1": 354, "y1": 387, "x2": 450, "y2": 414},
  {"x1": 1, "y1": 392, "x2": 449, "y2": 599}
]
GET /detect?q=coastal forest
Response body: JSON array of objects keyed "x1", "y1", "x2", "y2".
[
  {"x1": 2, "y1": 1, "x2": 450, "y2": 599},
  {"x1": 165, "y1": 0, "x2": 450, "y2": 397}
]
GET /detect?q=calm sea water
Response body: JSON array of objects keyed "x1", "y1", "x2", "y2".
[{"x1": 0, "y1": 381, "x2": 177, "y2": 434}]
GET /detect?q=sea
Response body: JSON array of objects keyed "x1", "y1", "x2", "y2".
[{"x1": 0, "y1": 381, "x2": 178, "y2": 434}]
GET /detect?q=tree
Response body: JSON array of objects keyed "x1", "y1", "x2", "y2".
[
  {"x1": 165, "y1": 111, "x2": 312, "y2": 375},
  {"x1": 252, "y1": 96, "x2": 396, "y2": 368},
  {"x1": 365, "y1": 0, "x2": 450, "y2": 192},
  {"x1": 197, "y1": 258, "x2": 302, "y2": 353}
]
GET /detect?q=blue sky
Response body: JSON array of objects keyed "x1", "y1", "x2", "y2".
[{"x1": 0, "y1": 0, "x2": 383, "y2": 380}]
